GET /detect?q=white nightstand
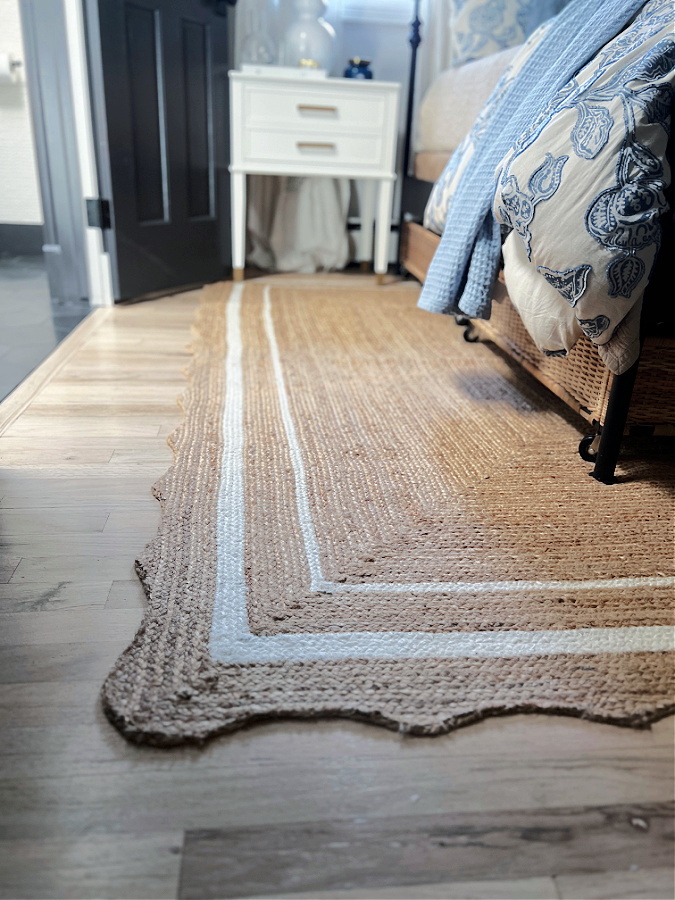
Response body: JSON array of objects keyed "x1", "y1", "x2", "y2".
[{"x1": 229, "y1": 69, "x2": 400, "y2": 283}]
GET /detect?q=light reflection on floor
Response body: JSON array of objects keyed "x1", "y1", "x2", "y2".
[{"x1": 0, "y1": 254, "x2": 91, "y2": 402}]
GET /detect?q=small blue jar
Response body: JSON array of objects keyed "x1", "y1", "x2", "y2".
[{"x1": 344, "y1": 57, "x2": 373, "y2": 79}]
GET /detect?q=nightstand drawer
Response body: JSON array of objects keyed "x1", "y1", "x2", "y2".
[
  {"x1": 242, "y1": 83, "x2": 387, "y2": 134},
  {"x1": 242, "y1": 128, "x2": 385, "y2": 169}
]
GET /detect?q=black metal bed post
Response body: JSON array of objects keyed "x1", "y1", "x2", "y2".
[
  {"x1": 396, "y1": 0, "x2": 422, "y2": 270},
  {"x1": 402, "y1": 0, "x2": 422, "y2": 181}
]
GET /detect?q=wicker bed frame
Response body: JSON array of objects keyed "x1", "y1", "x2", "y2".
[{"x1": 397, "y1": 5, "x2": 675, "y2": 484}]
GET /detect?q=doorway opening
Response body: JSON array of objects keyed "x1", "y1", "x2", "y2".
[{"x1": 0, "y1": 0, "x2": 91, "y2": 403}]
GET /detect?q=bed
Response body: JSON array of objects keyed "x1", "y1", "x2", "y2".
[{"x1": 398, "y1": 0, "x2": 675, "y2": 484}]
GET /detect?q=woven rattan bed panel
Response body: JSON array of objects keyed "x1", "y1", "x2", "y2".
[{"x1": 400, "y1": 223, "x2": 675, "y2": 430}]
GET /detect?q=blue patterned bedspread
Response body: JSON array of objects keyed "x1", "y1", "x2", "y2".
[
  {"x1": 421, "y1": 0, "x2": 674, "y2": 375},
  {"x1": 418, "y1": 0, "x2": 651, "y2": 322}
]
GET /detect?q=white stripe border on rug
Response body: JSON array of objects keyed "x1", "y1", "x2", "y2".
[{"x1": 209, "y1": 284, "x2": 674, "y2": 664}]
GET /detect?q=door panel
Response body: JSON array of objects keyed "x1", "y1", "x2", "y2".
[
  {"x1": 94, "y1": 0, "x2": 231, "y2": 300},
  {"x1": 125, "y1": 4, "x2": 169, "y2": 224},
  {"x1": 183, "y1": 19, "x2": 214, "y2": 219}
]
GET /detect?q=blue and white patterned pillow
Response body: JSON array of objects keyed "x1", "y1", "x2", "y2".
[
  {"x1": 493, "y1": 0, "x2": 674, "y2": 371},
  {"x1": 450, "y1": 0, "x2": 570, "y2": 67}
]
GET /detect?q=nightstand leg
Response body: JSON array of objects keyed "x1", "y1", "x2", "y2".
[
  {"x1": 231, "y1": 171, "x2": 246, "y2": 281},
  {"x1": 356, "y1": 179, "x2": 376, "y2": 271},
  {"x1": 374, "y1": 178, "x2": 394, "y2": 284}
]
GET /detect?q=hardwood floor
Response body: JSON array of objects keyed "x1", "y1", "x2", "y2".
[{"x1": 0, "y1": 282, "x2": 673, "y2": 900}]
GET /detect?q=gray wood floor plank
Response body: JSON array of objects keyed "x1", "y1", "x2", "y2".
[
  {"x1": 2, "y1": 749, "x2": 672, "y2": 842},
  {"x1": 555, "y1": 866, "x2": 675, "y2": 899},
  {"x1": 0, "y1": 447, "x2": 115, "y2": 465},
  {"x1": 0, "y1": 609, "x2": 143, "y2": 645},
  {"x1": 1, "y1": 416, "x2": 164, "y2": 438},
  {"x1": 0, "y1": 641, "x2": 129, "y2": 684},
  {"x1": 0, "y1": 509, "x2": 109, "y2": 534},
  {"x1": 9, "y1": 555, "x2": 139, "y2": 584},
  {"x1": 277, "y1": 876, "x2": 561, "y2": 899},
  {"x1": 0, "y1": 582, "x2": 112, "y2": 613},
  {"x1": 177, "y1": 803, "x2": 675, "y2": 899},
  {"x1": 0, "y1": 832, "x2": 183, "y2": 900},
  {"x1": 0, "y1": 683, "x2": 103, "y2": 727},
  {"x1": 3, "y1": 721, "x2": 669, "y2": 786},
  {"x1": 0, "y1": 475, "x2": 165, "y2": 509},
  {"x1": 103, "y1": 510, "x2": 162, "y2": 534},
  {"x1": 0, "y1": 558, "x2": 20, "y2": 584},
  {"x1": 105, "y1": 578, "x2": 148, "y2": 609},
  {"x1": 2, "y1": 534, "x2": 151, "y2": 556}
]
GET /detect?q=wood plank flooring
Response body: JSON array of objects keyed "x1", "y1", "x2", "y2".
[
  {"x1": 0, "y1": 279, "x2": 673, "y2": 900},
  {"x1": 178, "y1": 803, "x2": 674, "y2": 899}
]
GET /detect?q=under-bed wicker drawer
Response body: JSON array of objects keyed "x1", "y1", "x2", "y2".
[{"x1": 476, "y1": 282, "x2": 675, "y2": 429}]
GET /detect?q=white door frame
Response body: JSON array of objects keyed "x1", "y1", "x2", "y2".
[{"x1": 63, "y1": 0, "x2": 114, "y2": 307}]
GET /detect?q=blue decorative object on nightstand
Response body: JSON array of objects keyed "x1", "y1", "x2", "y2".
[{"x1": 344, "y1": 57, "x2": 373, "y2": 79}]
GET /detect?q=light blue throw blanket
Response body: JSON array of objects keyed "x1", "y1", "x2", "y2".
[{"x1": 418, "y1": 0, "x2": 648, "y2": 321}]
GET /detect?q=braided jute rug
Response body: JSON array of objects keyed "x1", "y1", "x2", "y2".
[{"x1": 102, "y1": 277, "x2": 675, "y2": 745}]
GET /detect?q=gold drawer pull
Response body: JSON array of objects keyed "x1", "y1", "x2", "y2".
[
  {"x1": 297, "y1": 141, "x2": 336, "y2": 150},
  {"x1": 297, "y1": 104, "x2": 337, "y2": 113}
]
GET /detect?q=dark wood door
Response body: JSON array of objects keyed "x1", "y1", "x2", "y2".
[{"x1": 94, "y1": 0, "x2": 232, "y2": 300}]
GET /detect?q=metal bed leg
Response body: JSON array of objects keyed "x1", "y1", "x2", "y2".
[
  {"x1": 454, "y1": 315, "x2": 479, "y2": 342},
  {"x1": 590, "y1": 358, "x2": 641, "y2": 484}
]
